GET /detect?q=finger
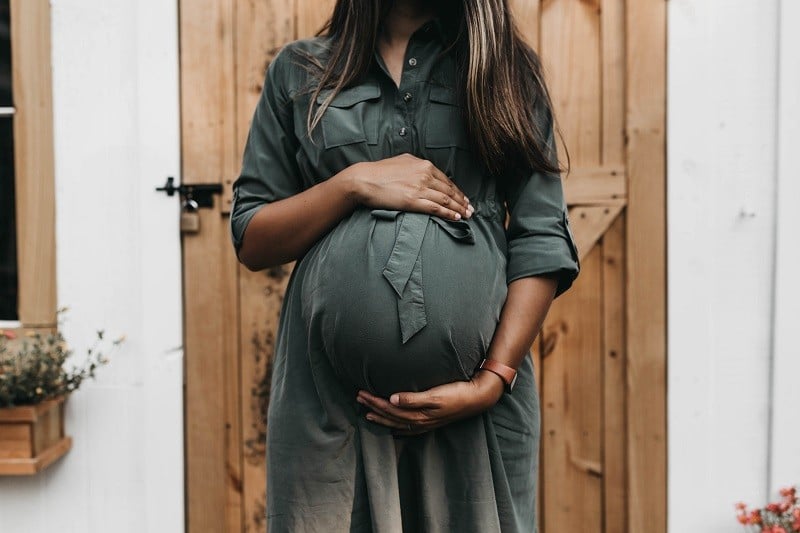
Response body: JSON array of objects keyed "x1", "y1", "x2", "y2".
[
  {"x1": 358, "y1": 392, "x2": 429, "y2": 425},
  {"x1": 427, "y1": 164, "x2": 471, "y2": 211},
  {"x1": 416, "y1": 198, "x2": 463, "y2": 221},
  {"x1": 365, "y1": 412, "x2": 414, "y2": 431},
  {"x1": 423, "y1": 172, "x2": 470, "y2": 213},
  {"x1": 389, "y1": 391, "x2": 440, "y2": 410}
]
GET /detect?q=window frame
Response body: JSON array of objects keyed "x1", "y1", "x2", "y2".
[{"x1": 1, "y1": 0, "x2": 56, "y2": 334}]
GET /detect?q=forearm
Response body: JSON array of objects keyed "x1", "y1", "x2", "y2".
[
  {"x1": 474, "y1": 274, "x2": 559, "y2": 393},
  {"x1": 358, "y1": 273, "x2": 561, "y2": 429},
  {"x1": 236, "y1": 165, "x2": 361, "y2": 271}
]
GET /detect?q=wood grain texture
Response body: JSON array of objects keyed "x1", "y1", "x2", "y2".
[
  {"x1": 568, "y1": 205, "x2": 624, "y2": 263},
  {"x1": 223, "y1": 211, "x2": 243, "y2": 533},
  {"x1": 233, "y1": 2, "x2": 295, "y2": 530},
  {"x1": 510, "y1": 0, "x2": 542, "y2": 50},
  {"x1": 601, "y1": 0, "x2": 626, "y2": 167},
  {"x1": 541, "y1": 244, "x2": 604, "y2": 533},
  {"x1": 541, "y1": 0, "x2": 602, "y2": 166},
  {"x1": 564, "y1": 167, "x2": 626, "y2": 206},
  {"x1": 625, "y1": 0, "x2": 667, "y2": 531},
  {"x1": 602, "y1": 214, "x2": 628, "y2": 533},
  {"x1": 296, "y1": 0, "x2": 335, "y2": 38},
  {"x1": 180, "y1": 0, "x2": 238, "y2": 531},
  {"x1": 226, "y1": 0, "x2": 295, "y2": 216},
  {"x1": 0, "y1": 437, "x2": 71, "y2": 475},
  {"x1": 0, "y1": 424, "x2": 31, "y2": 459},
  {"x1": 238, "y1": 265, "x2": 293, "y2": 532},
  {"x1": 9, "y1": 0, "x2": 56, "y2": 328}
]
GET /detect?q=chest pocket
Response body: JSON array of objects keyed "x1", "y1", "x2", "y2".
[
  {"x1": 316, "y1": 83, "x2": 382, "y2": 149},
  {"x1": 425, "y1": 85, "x2": 470, "y2": 151}
]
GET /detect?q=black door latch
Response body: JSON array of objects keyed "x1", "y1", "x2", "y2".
[{"x1": 155, "y1": 176, "x2": 222, "y2": 209}]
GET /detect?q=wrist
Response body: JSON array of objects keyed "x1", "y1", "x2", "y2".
[
  {"x1": 473, "y1": 369, "x2": 505, "y2": 407},
  {"x1": 336, "y1": 161, "x2": 367, "y2": 208}
]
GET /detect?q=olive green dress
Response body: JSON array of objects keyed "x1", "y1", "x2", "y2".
[{"x1": 230, "y1": 17, "x2": 580, "y2": 533}]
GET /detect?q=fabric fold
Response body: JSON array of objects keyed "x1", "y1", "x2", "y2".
[{"x1": 371, "y1": 210, "x2": 475, "y2": 343}]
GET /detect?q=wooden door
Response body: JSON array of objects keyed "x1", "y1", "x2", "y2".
[{"x1": 179, "y1": 1, "x2": 666, "y2": 532}]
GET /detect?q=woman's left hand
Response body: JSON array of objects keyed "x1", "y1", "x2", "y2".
[{"x1": 356, "y1": 369, "x2": 506, "y2": 436}]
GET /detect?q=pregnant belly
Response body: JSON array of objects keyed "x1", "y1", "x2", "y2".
[{"x1": 299, "y1": 207, "x2": 508, "y2": 398}]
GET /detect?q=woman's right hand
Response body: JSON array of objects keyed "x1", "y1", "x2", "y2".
[{"x1": 346, "y1": 153, "x2": 474, "y2": 220}]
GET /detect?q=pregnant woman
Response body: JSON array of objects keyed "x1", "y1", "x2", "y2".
[{"x1": 230, "y1": 0, "x2": 580, "y2": 531}]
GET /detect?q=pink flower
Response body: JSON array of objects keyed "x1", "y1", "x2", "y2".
[
  {"x1": 767, "y1": 502, "x2": 782, "y2": 514},
  {"x1": 0, "y1": 329, "x2": 17, "y2": 340}
]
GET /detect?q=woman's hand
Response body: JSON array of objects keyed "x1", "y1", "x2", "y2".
[
  {"x1": 356, "y1": 369, "x2": 505, "y2": 436},
  {"x1": 347, "y1": 153, "x2": 474, "y2": 221}
]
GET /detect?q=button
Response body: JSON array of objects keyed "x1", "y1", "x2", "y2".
[
  {"x1": 403, "y1": 92, "x2": 413, "y2": 102},
  {"x1": 408, "y1": 57, "x2": 417, "y2": 67},
  {"x1": 399, "y1": 127, "x2": 408, "y2": 137}
]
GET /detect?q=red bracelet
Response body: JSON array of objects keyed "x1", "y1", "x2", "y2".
[{"x1": 478, "y1": 358, "x2": 517, "y2": 394}]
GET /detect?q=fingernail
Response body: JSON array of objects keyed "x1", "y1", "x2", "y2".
[
  {"x1": 356, "y1": 396, "x2": 365, "y2": 405},
  {"x1": 366, "y1": 414, "x2": 374, "y2": 422},
  {"x1": 464, "y1": 196, "x2": 470, "y2": 203},
  {"x1": 390, "y1": 394, "x2": 399, "y2": 405},
  {"x1": 454, "y1": 213, "x2": 461, "y2": 220}
]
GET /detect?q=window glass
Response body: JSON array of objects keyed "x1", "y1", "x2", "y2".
[{"x1": 0, "y1": 0, "x2": 18, "y2": 321}]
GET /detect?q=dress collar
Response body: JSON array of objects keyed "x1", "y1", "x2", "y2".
[{"x1": 415, "y1": 16, "x2": 455, "y2": 45}]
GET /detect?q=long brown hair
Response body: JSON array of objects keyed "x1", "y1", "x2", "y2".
[{"x1": 292, "y1": 0, "x2": 569, "y2": 179}]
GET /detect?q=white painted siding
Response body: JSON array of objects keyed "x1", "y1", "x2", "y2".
[
  {"x1": 0, "y1": 1, "x2": 184, "y2": 532},
  {"x1": 770, "y1": 0, "x2": 800, "y2": 493},
  {"x1": 668, "y1": 0, "x2": 799, "y2": 531}
]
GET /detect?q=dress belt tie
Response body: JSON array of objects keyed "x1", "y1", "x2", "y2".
[{"x1": 370, "y1": 209, "x2": 475, "y2": 344}]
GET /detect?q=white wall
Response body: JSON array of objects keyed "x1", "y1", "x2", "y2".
[
  {"x1": 668, "y1": 1, "x2": 800, "y2": 531},
  {"x1": 770, "y1": 0, "x2": 800, "y2": 494},
  {"x1": 0, "y1": 1, "x2": 184, "y2": 532}
]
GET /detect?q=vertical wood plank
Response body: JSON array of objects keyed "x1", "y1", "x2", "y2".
[
  {"x1": 541, "y1": 246, "x2": 604, "y2": 533},
  {"x1": 180, "y1": 0, "x2": 238, "y2": 531},
  {"x1": 227, "y1": 0, "x2": 295, "y2": 216},
  {"x1": 238, "y1": 266, "x2": 293, "y2": 532},
  {"x1": 223, "y1": 225, "x2": 243, "y2": 532},
  {"x1": 601, "y1": 0, "x2": 626, "y2": 167},
  {"x1": 602, "y1": 213, "x2": 627, "y2": 533},
  {"x1": 540, "y1": 0, "x2": 602, "y2": 166},
  {"x1": 234, "y1": 2, "x2": 295, "y2": 529},
  {"x1": 625, "y1": 0, "x2": 667, "y2": 531},
  {"x1": 9, "y1": 0, "x2": 56, "y2": 327},
  {"x1": 296, "y1": 0, "x2": 335, "y2": 38},
  {"x1": 510, "y1": 0, "x2": 541, "y2": 51}
]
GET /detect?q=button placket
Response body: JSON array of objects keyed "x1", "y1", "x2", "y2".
[{"x1": 396, "y1": 40, "x2": 428, "y2": 153}]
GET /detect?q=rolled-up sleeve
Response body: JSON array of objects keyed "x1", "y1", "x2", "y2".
[
  {"x1": 230, "y1": 44, "x2": 303, "y2": 259},
  {"x1": 504, "y1": 105, "x2": 580, "y2": 298}
]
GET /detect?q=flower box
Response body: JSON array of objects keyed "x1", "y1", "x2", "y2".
[{"x1": 0, "y1": 395, "x2": 72, "y2": 475}]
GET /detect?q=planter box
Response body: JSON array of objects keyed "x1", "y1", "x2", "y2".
[{"x1": 0, "y1": 395, "x2": 72, "y2": 475}]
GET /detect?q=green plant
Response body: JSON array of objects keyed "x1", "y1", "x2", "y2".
[{"x1": 0, "y1": 307, "x2": 125, "y2": 408}]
